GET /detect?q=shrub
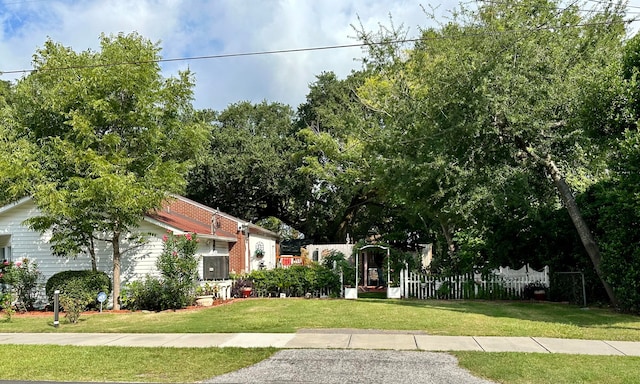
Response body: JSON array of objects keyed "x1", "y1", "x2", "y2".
[
  {"x1": 1, "y1": 291, "x2": 15, "y2": 321},
  {"x1": 122, "y1": 232, "x2": 199, "y2": 311},
  {"x1": 121, "y1": 276, "x2": 166, "y2": 311},
  {"x1": 321, "y1": 251, "x2": 355, "y2": 288},
  {"x1": 248, "y1": 264, "x2": 341, "y2": 298},
  {"x1": 156, "y1": 232, "x2": 199, "y2": 308},
  {"x1": 58, "y1": 279, "x2": 94, "y2": 324},
  {"x1": 1, "y1": 258, "x2": 42, "y2": 311},
  {"x1": 45, "y1": 270, "x2": 111, "y2": 310},
  {"x1": 0, "y1": 259, "x2": 11, "y2": 285}
]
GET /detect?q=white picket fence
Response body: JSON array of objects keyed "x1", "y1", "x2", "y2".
[{"x1": 401, "y1": 264, "x2": 549, "y2": 300}]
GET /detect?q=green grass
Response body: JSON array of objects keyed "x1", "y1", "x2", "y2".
[
  {"x1": 1, "y1": 345, "x2": 639, "y2": 384},
  {"x1": 454, "y1": 352, "x2": 640, "y2": 384},
  {"x1": 3, "y1": 299, "x2": 639, "y2": 341},
  {"x1": 2, "y1": 299, "x2": 640, "y2": 383},
  {"x1": 0, "y1": 344, "x2": 276, "y2": 383}
]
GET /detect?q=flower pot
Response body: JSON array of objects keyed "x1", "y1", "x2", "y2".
[
  {"x1": 533, "y1": 289, "x2": 546, "y2": 301},
  {"x1": 241, "y1": 287, "x2": 252, "y2": 298},
  {"x1": 387, "y1": 287, "x2": 402, "y2": 299},
  {"x1": 195, "y1": 295, "x2": 214, "y2": 306}
]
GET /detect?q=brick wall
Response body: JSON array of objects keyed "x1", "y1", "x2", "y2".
[
  {"x1": 229, "y1": 234, "x2": 246, "y2": 274},
  {"x1": 166, "y1": 196, "x2": 248, "y2": 274},
  {"x1": 165, "y1": 198, "x2": 211, "y2": 224}
]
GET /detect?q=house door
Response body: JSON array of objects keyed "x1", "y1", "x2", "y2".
[{"x1": 203, "y1": 256, "x2": 229, "y2": 280}]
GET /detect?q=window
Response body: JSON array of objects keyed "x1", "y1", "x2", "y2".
[
  {"x1": 0, "y1": 235, "x2": 11, "y2": 262},
  {"x1": 0, "y1": 247, "x2": 10, "y2": 262},
  {"x1": 203, "y1": 256, "x2": 229, "y2": 280}
]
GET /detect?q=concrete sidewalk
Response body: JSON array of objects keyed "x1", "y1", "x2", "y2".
[{"x1": 1, "y1": 332, "x2": 640, "y2": 356}]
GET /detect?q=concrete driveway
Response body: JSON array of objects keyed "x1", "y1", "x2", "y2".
[{"x1": 204, "y1": 349, "x2": 496, "y2": 384}]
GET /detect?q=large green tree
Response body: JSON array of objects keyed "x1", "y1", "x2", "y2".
[
  {"x1": 573, "y1": 33, "x2": 640, "y2": 312},
  {"x1": 8, "y1": 33, "x2": 208, "y2": 309},
  {"x1": 186, "y1": 101, "x2": 307, "y2": 228},
  {"x1": 357, "y1": 0, "x2": 629, "y2": 305},
  {"x1": 295, "y1": 71, "x2": 392, "y2": 242},
  {"x1": 0, "y1": 81, "x2": 41, "y2": 205}
]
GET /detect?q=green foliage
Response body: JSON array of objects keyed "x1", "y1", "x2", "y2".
[
  {"x1": 155, "y1": 232, "x2": 199, "y2": 309},
  {"x1": 0, "y1": 259, "x2": 11, "y2": 284},
  {"x1": 294, "y1": 71, "x2": 388, "y2": 242},
  {"x1": 123, "y1": 232, "x2": 199, "y2": 311},
  {"x1": 1, "y1": 258, "x2": 42, "y2": 310},
  {"x1": 187, "y1": 101, "x2": 305, "y2": 232},
  {"x1": 7, "y1": 32, "x2": 209, "y2": 309},
  {"x1": 321, "y1": 250, "x2": 355, "y2": 287},
  {"x1": 577, "y1": 129, "x2": 640, "y2": 313},
  {"x1": 59, "y1": 278, "x2": 95, "y2": 324},
  {"x1": 0, "y1": 259, "x2": 13, "y2": 320},
  {"x1": 195, "y1": 282, "x2": 219, "y2": 296},
  {"x1": 356, "y1": 0, "x2": 628, "y2": 305},
  {"x1": 249, "y1": 264, "x2": 341, "y2": 297},
  {"x1": 120, "y1": 276, "x2": 165, "y2": 311},
  {"x1": 186, "y1": 73, "x2": 398, "y2": 243},
  {"x1": 387, "y1": 248, "x2": 418, "y2": 286},
  {"x1": 45, "y1": 270, "x2": 111, "y2": 310},
  {"x1": 0, "y1": 291, "x2": 15, "y2": 321}
]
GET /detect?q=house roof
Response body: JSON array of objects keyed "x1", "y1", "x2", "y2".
[
  {"x1": 145, "y1": 209, "x2": 238, "y2": 242},
  {"x1": 145, "y1": 195, "x2": 279, "y2": 242},
  {"x1": 0, "y1": 194, "x2": 277, "y2": 242},
  {"x1": 163, "y1": 194, "x2": 281, "y2": 240},
  {"x1": 0, "y1": 196, "x2": 32, "y2": 215}
]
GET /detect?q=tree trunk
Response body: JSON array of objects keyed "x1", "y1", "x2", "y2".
[
  {"x1": 515, "y1": 136, "x2": 619, "y2": 307},
  {"x1": 89, "y1": 236, "x2": 97, "y2": 272},
  {"x1": 440, "y1": 220, "x2": 456, "y2": 257},
  {"x1": 112, "y1": 232, "x2": 121, "y2": 310},
  {"x1": 542, "y1": 157, "x2": 618, "y2": 307}
]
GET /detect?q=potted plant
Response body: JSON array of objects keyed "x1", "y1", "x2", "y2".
[
  {"x1": 387, "y1": 281, "x2": 402, "y2": 299},
  {"x1": 194, "y1": 282, "x2": 218, "y2": 306},
  {"x1": 523, "y1": 281, "x2": 548, "y2": 301},
  {"x1": 232, "y1": 277, "x2": 254, "y2": 298},
  {"x1": 254, "y1": 249, "x2": 265, "y2": 258}
]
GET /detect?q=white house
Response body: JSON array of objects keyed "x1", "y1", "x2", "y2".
[{"x1": 0, "y1": 195, "x2": 279, "y2": 305}]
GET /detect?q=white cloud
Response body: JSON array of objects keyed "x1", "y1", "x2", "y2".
[{"x1": 0, "y1": 0, "x2": 458, "y2": 111}]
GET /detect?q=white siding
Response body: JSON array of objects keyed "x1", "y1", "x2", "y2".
[
  {"x1": 0, "y1": 199, "x2": 109, "y2": 282},
  {"x1": 119, "y1": 221, "x2": 166, "y2": 282},
  {"x1": 305, "y1": 244, "x2": 354, "y2": 264},
  {"x1": 0, "y1": 200, "x2": 198, "y2": 300},
  {"x1": 249, "y1": 233, "x2": 276, "y2": 271}
]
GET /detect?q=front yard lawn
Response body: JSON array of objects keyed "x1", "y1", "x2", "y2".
[{"x1": 3, "y1": 299, "x2": 639, "y2": 341}]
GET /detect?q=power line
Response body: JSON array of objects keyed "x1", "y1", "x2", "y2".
[
  {"x1": 0, "y1": 41, "x2": 383, "y2": 75},
  {"x1": 585, "y1": 0, "x2": 640, "y2": 10},
  {"x1": 0, "y1": 18, "x2": 634, "y2": 76}
]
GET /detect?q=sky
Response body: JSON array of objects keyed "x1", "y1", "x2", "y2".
[
  {"x1": 0, "y1": 0, "x2": 461, "y2": 112},
  {"x1": 2, "y1": 1, "x2": 639, "y2": 112}
]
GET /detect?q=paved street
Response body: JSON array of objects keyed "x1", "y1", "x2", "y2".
[{"x1": 205, "y1": 349, "x2": 496, "y2": 384}]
